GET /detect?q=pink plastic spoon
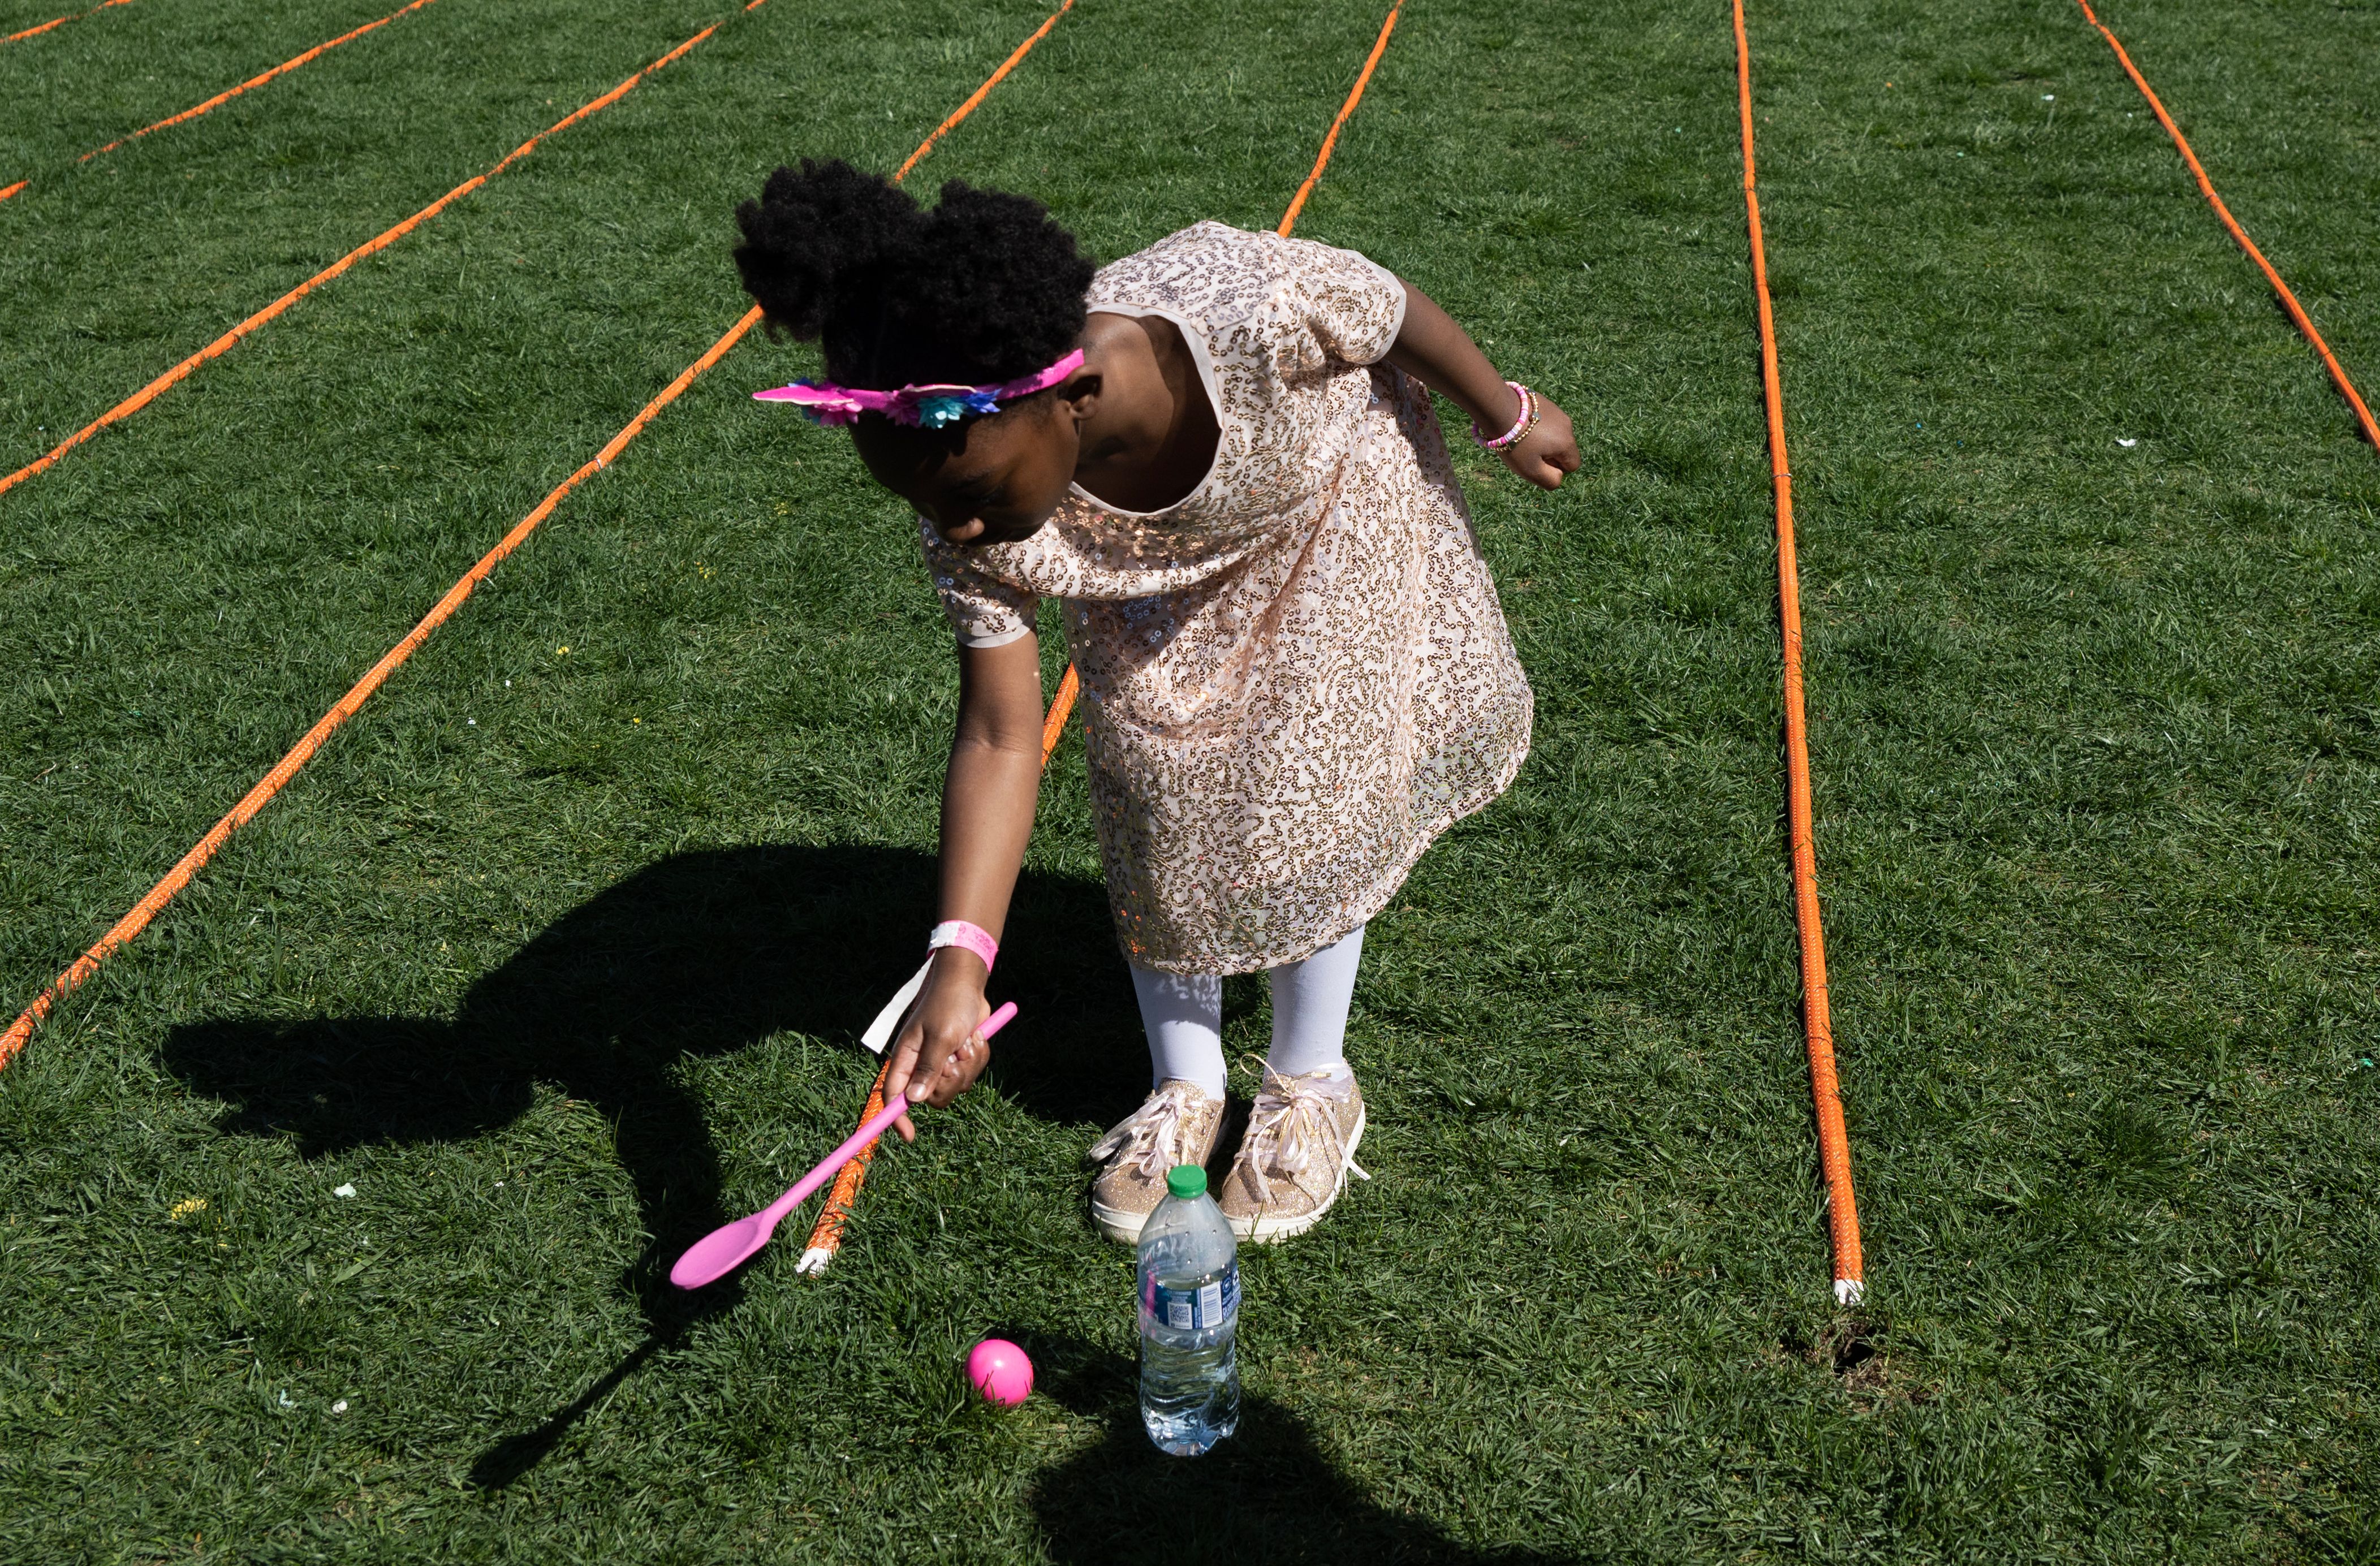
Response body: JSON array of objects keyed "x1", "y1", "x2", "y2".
[{"x1": 670, "y1": 1002, "x2": 1017, "y2": 1289}]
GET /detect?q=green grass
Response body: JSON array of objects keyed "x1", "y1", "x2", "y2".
[{"x1": 3, "y1": 0, "x2": 2378, "y2": 1558}]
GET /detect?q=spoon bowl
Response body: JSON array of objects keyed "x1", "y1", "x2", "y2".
[{"x1": 669, "y1": 1215, "x2": 770, "y2": 1288}]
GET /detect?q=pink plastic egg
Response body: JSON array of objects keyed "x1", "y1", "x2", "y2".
[{"x1": 965, "y1": 1338, "x2": 1034, "y2": 1408}]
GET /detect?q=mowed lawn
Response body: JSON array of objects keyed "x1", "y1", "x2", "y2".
[{"x1": 2, "y1": 0, "x2": 2377, "y2": 1557}]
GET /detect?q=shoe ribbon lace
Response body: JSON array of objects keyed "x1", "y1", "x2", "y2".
[
  {"x1": 1239, "y1": 1072, "x2": 1366, "y2": 1203},
  {"x1": 1088, "y1": 1082, "x2": 1206, "y2": 1181}
]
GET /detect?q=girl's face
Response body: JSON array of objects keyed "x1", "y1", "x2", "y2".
[{"x1": 852, "y1": 392, "x2": 1080, "y2": 547}]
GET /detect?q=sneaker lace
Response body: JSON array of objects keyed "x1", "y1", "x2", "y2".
[
  {"x1": 1239, "y1": 1069, "x2": 1364, "y2": 1203},
  {"x1": 1088, "y1": 1081, "x2": 1208, "y2": 1182}
]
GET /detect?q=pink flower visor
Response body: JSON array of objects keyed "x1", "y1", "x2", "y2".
[{"x1": 754, "y1": 349, "x2": 1086, "y2": 429}]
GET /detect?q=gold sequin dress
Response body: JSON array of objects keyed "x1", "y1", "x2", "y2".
[{"x1": 923, "y1": 222, "x2": 1533, "y2": 974}]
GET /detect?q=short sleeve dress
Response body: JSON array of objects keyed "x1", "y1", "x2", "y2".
[{"x1": 922, "y1": 221, "x2": 1533, "y2": 975}]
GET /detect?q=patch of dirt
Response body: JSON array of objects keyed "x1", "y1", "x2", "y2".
[
  {"x1": 1824, "y1": 1318, "x2": 1887, "y2": 1393},
  {"x1": 1776, "y1": 1316, "x2": 1904, "y2": 1399}
]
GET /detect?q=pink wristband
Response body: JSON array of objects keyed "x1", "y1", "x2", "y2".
[{"x1": 928, "y1": 920, "x2": 999, "y2": 973}]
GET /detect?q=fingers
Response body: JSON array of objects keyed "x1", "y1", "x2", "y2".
[
  {"x1": 881, "y1": 972, "x2": 993, "y2": 1136},
  {"x1": 1502, "y1": 401, "x2": 1581, "y2": 489},
  {"x1": 883, "y1": 1016, "x2": 971, "y2": 1126},
  {"x1": 1506, "y1": 443, "x2": 1567, "y2": 490},
  {"x1": 883, "y1": 1027, "x2": 925, "y2": 1141},
  {"x1": 913, "y1": 1026, "x2": 991, "y2": 1108},
  {"x1": 894, "y1": 1018, "x2": 992, "y2": 1113},
  {"x1": 904, "y1": 1032, "x2": 957, "y2": 1107}
]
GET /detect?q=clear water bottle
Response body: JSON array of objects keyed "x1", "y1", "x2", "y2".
[{"x1": 1137, "y1": 1163, "x2": 1240, "y2": 1456}]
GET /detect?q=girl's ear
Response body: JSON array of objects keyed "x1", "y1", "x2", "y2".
[{"x1": 1054, "y1": 371, "x2": 1101, "y2": 429}]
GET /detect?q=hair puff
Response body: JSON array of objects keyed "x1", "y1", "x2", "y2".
[{"x1": 732, "y1": 160, "x2": 1095, "y2": 391}]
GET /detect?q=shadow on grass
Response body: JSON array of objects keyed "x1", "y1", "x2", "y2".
[
  {"x1": 468, "y1": 1334, "x2": 669, "y2": 1490},
  {"x1": 1024, "y1": 1333, "x2": 1581, "y2": 1565},
  {"x1": 159, "y1": 843, "x2": 1148, "y2": 1483}
]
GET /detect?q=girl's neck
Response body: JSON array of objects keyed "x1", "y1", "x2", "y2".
[{"x1": 1072, "y1": 312, "x2": 1218, "y2": 514}]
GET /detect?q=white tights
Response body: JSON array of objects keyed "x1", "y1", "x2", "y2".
[{"x1": 1128, "y1": 924, "x2": 1364, "y2": 1099}]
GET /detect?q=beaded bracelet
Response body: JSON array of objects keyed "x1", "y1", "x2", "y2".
[{"x1": 1473, "y1": 381, "x2": 1540, "y2": 451}]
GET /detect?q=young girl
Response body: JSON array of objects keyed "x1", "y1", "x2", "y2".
[{"x1": 734, "y1": 161, "x2": 1576, "y2": 1245}]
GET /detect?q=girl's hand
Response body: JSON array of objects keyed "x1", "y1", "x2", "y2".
[
  {"x1": 1380, "y1": 282, "x2": 1583, "y2": 492},
  {"x1": 881, "y1": 951, "x2": 994, "y2": 1141},
  {"x1": 1500, "y1": 394, "x2": 1581, "y2": 490}
]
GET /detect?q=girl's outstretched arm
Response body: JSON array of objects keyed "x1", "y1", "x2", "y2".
[
  {"x1": 1385, "y1": 282, "x2": 1581, "y2": 490},
  {"x1": 881, "y1": 632, "x2": 1046, "y2": 1138}
]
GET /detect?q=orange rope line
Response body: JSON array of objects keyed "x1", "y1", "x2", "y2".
[
  {"x1": 894, "y1": 0, "x2": 1075, "y2": 182},
  {"x1": 0, "y1": 12, "x2": 741, "y2": 497},
  {"x1": 1276, "y1": 0, "x2": 1402, "y2": 238},
  {"x1": 1037, "y1": 663, "x2": 1079, "y2": 765},
  {"x1": 800, "y1": 1, "x2": 1405, "y2": 1276},
  {"x1": 2072, "y1": 0, "x2": 2378, "y2": 451},
  {"x1": 1733, "y1": 0, "x2": 1862, "y2": 1306},
  {"x1": 85, "y1": 0, "x2": 440, "y2": 164},
  {"x1": 799, "y1": 1062, "x2": 894, "y2": 1262},
  {"x1": 2, "y1": 0, "x2": 131, "y2": 45},
  {"x1": 0, "y1": 311, "x2": 761, "y2": 1072},
  {"x1": 0, "y1": 0, "x2": 1071, "y2": 1072}
]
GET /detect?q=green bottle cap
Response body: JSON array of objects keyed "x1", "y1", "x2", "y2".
[{"x1": 1165, "y1": 1164, "x2": 1207, "y2": 1200}]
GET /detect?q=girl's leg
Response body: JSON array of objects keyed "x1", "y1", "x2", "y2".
[
  {"x1": 1218, "y1": 924, "x2": 1369, "y2": 1244},
  {"x1": 1266, "y1": 923, "x2": 1364, "y2": 1079},
  {"x1": 1129, "y1": 963, "x2": 1227, "y2": 1099},
  {"x1": 1100, "y1": 963, "x2": 1231, "y2": 1244}
]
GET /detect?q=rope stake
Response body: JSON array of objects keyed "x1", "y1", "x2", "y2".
[
  {"x1": 1732, "y1": 0, "x2": 1865, "y2": 1306},
  {"x1": 796, "y1": 661, "x2": 1079, "y2": 1272}
]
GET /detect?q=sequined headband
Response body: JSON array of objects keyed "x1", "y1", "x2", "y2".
[{"x1": 752, "y1": 349, "x2": 1086, "y2": 430}]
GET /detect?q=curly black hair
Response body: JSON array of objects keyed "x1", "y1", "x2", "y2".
[{"x1": 733, "y1": 158, "x2": 1096, "y2": 392}]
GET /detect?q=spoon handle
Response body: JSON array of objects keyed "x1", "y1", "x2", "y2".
[{"x1": 764, "y1": 1002, "x2": 1018, "y2": 1222}]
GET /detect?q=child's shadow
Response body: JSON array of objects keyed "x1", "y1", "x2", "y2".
[
  {"x1": 159, "y1": 843, "x2": 1145, "y2": 1484},
  {"x1": 1027, "y1": 1334, "x2": 1585, "y2": 1565}
]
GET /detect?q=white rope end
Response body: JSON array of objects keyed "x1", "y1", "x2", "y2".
[
  {"x1": 1834, "y1": 1277, "x2": 1865, "y2": 1308},
  {"x1": 794, "y1": 1246, "x2": 835, "y2": 1276}
]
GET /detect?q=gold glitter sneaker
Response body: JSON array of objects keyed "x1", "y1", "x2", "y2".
[
  {"x1": 1216, "y1": 1066, "x2": 1368, "y2": 1244},
  {"x1": 1086, "y1": 1080, "x2": 1226, "y2": 1245}
]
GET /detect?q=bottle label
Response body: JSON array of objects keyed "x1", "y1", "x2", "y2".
[{"x1": 1146, "y1": 1263, "x2": 1239, "y2": 1332}]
